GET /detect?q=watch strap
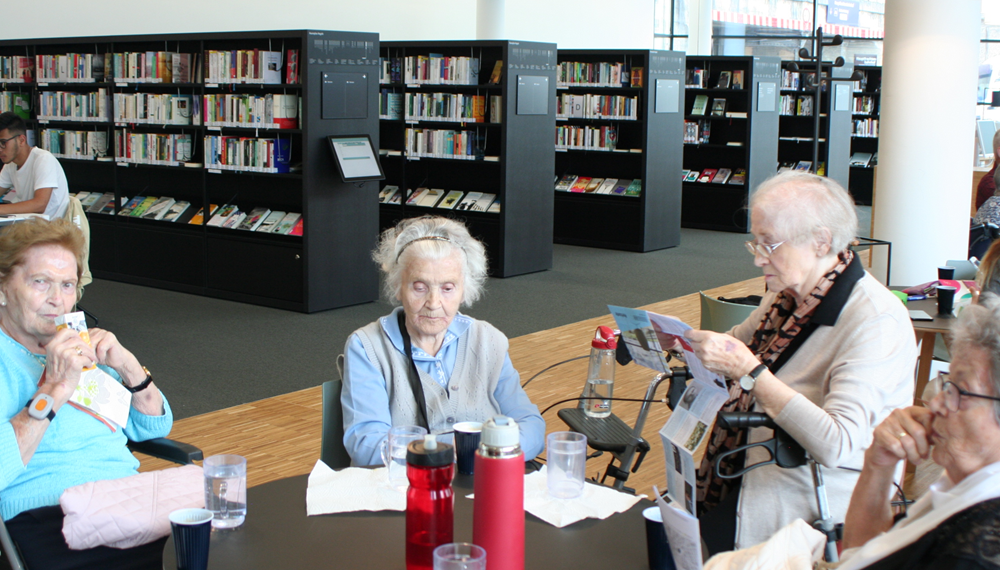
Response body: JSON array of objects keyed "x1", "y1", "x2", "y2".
[
  {"x1": 747, "y1": 363, "x2": 768, "y2": 379},
  {"x1": 124, "y1": 367, "x2": 153, "y2": 394}
]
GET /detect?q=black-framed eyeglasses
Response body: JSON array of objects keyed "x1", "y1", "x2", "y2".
[
  {"x1": 745, "y1": 240, "x2": 785, "y2": 258},
  {"x1": 922, "y1": 372, "x2": 1000, "y2": 412},
  {"x1": 0, "y1": 135, "x2": 19, "y2": 149}
]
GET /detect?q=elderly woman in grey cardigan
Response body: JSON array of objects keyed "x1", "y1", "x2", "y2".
[
  {"x1": 341, "y1": 216, "x2": 544, "y2": 466},
  {"x1": 681, "y1": 171, "x2": 917, "y2": 553}
]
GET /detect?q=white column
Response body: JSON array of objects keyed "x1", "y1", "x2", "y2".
[
  {"x1": 477, "y1": 0, "x2": 506, "y2": 40},
  {"x1": 872, "y1": 0, "x2": 981, "y2": 286},
  {"x1": 687, "y1": 0, "x2": 713, "y2": 55}
]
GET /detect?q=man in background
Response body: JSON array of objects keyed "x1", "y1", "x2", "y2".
[{"x1": 0, "y1": 112, "x2": 69, "y2": 219}]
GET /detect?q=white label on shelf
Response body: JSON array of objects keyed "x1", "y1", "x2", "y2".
[
  {"x1": 37, "y1": 82, "x2": 48, "y2": 87},
  {"x1": 116, "y1": 82, "x2": 127, "y2": 87},
  {"x1": 208, "y1": 168, "x2": 222, "y2": 174},
  {"x1": 116, "y1": 162, "x2": 128, "y2": 167},
  {"x1": 206, "y1": 83, "x2": 218, "y2": 88}
]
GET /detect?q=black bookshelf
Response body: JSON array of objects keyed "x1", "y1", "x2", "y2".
[
  {"x1": 378, "y1": 40, "x2": 556, "y2": 277},
  {"x1": 0, "y1": 30, "x2": 380, "y2": 313},
  {"x1": 551, "y1": 49, "x2": 685, "y2": 252},
  {"x1": 777, "y1": 60, "x2": 854, "y2": 191},
  {"x1": 682, "y1": 56, "x2": 780, "y2": 232},
  {"x1": 848, "y1": 66, "x2": 880, "y2": 205}
]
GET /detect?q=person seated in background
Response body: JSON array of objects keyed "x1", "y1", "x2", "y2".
[
  {"x1": 831, "y1": 295, "x2": 1000, "y2": 570},
  {"x1": 975, "y1": 129, "x2": 1000, "y2": 211},
  {"x1": 667, "y1": 171, "x2": 917, "y2": 553},
  {"x1": 973, "y1": 167, "x2": 1000, "y2": 227},
  {"x1": 975, "y1": 239, "x2": 1000, "y2": 299},
  {"x1": 0, "y1": 218, "x2": 171, "y2": 570},
  {"x1": 341, "y1": 216, "x2": 545, "y2": 465},
  {"x1": 0, "y1": 112, "x2": 70, "y2": 219}
]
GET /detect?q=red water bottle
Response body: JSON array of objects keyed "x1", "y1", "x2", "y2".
[
  {"x1": 406, "y1": 435, "x2": 454, "y2": 570},
  {"x1": 473, "y1": 416, "x2": 524, "y2": 570}
]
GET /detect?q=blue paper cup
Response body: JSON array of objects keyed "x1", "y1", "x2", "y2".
[
  {"x1": 643, "y1": 507, "x2": 676, "y2": 570},
  {"x1": 169, "y1": 508, "x2": 213, "y2": 570},
  {"x1": 453, "y1": 422, "x2": 483, "y2": 475}
]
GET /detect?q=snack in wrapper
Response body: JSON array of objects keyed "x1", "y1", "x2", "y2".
[{"x1": 54, "y1": 312, "x2": 96, "y2": 370}]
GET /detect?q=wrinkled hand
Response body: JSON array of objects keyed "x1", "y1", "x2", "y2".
[
  {"x1": 41, "y1": 328, "x2": 95, "y2": 407},
  {"x1": 88, "y1": 328, "x2": 139, "y2": 374},
  {"x1": 683, "y1": 329, "x2": 759, "y2": 379},
  {"x1": 866, "y1": 406, "x2": 935, "y2": 469}
]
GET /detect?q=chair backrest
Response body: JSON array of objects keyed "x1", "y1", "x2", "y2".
[
  {"x1": 970, "y1": 223, "x2": 1000, "y2": 261},
  {"x1": 321, "y1": 373, "x2": 352, "y2": 470},
  {"x1": 63, "y1": 195, "x2": 92, "y2": 291},
  {"x1": 946, "y1": 259, "x2": 979, "y2": 281},
  {"x1": 699, "y1": 291, "x2": 757, "y2": 333}
]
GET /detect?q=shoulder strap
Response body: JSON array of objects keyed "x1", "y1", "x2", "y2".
[{"x1": 396, "y1": 310, "x2": 430, "y2": 431}]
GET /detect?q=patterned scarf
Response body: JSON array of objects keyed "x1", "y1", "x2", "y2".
[{"x1": 694, "y1": 250, "x2": 854, "y2": 515}]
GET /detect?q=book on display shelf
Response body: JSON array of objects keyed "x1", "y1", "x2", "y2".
[
  {"x1": 141, "y1": 197, "x2": 176, "y2": 220},
  {"x1": 378, "y1": 185, "x2": 399, "y2": 203},
  {"x1": 99, "y1": 198, "x2": 120, "y2": 215},
  {"x1": 488, "y1": 60, "x2": 503, "y2": 84},
  {"x1": 630, "y1": 67, "x2": 644, "y2": 88},
  {"x1": 86, "y1": 192, "x2": 114, "y2": 213},
  {"x1": 585, "y1": 178, "x2": 603, "y2": 193},
  {"x1": 387, "y1": 188, "x2": 407, "y2": 204},
  {"x1": 468, "y1": 193, "x2": 496, "y2": 212},
  {"x1": 683, "y1": 170, "x2": 699, "y2": 183},
  {"x1": 681, "y1": 169, "x2": 690, "y2": 181},
  {"x1": 455, "y1": 192, "x2": 482, "y2": 211},
  {"x1": 129, "y1": 197, "x2": 159, "y2": 218},
  {"x1": 732, "y1": 70, "x2": 744, "y2": 89},
  {"x1": 206, "y1": 204, "x2": 237, "y2": 227},
  {"x1": 188, "y1": 204, "x2": 219, "y2": 225},
  {"x1": 691, "y1": 95, "x2": 709, "y2": 116},
  {"x1": 437, "y1": 191, "x2": 464, "y2": 209},
  {"x1": 72, "y1": 191, "x2": 90, "y2": 203},
  {"x1": 623, "y1": 180, "x2": 641, "y2": 197},
  {"x1": 794, "y1": 161, "x2": 812, "y2": 171},
  {"x1": 711, "y1": 168, "x2": 732, "y2": 184},
  {"x1": 221, "y1": 209, "x2": 246, "y2": 229},
  {"x1": 237, "y1": 207, "x2": 271, "y2": 231},
  {"x1": 255, "y1": 210, "x2": 285, "y2": 232},
  {"x1": 611, "y1": 179, "x2": 631, "y2": 195},
  {"x1": 117, "y1": 196, "x2": 145, "y2": 217},
  {"x1": 417, "y1": 188, "x2": 445, "y2": 207},
  {"x1": 697, "y1": 169, "x2": 717, "y2": 183},
  {"x1": 710, "y1": 99, "x2": 726, "y2": 117},
  {"x1": 728, "y1": 168, "x2": 747, "y2": 185},
  {"x1": 406, "y1": 188, "x2": 429, "y2": 205},
  {"x1": 487, "y1": 201, "x2": 500, "y2": 213},
  {"x1": 272, "y1": 212, "x2": 302, "y2": 235},
  {"x1": 569, "y1": 177, "x2": 591, "y2": 193},
  {"x1": 79, "y1": 192, "x2": 102, "y2": 209},
  {"x1": 554, "y1": 175, "x2": 577, "y2": 192},
  {"x1": 161, "y1": 201, "x2": 191, "y2": 222},
  {"x1": 797, "y1": 96, "x2": 813, "y2": 117},
  {"x1": 288, "y1": 217, "x2": 304, "y2": 236},
  {"x1": 595, "y1": 178, "x2": 618, "y2": 194},
  {"x1": 717, "y1": 71, "x2": 731, "y2": 89}
]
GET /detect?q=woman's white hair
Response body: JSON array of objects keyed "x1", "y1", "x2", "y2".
[
  {"x1": 373, "y1": 216, "x2": 488, "y2": 307},
  {"x1": 749, "y1": 170, "x2": 858, "y2": 254},
  {"x1": 950, "y1": 293, "x2": 1000, "y2": 421}
]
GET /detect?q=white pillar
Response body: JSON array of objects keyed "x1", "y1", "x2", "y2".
[
  {"x1": 477, "y1": 0, "x2": 506, "y2": 40},
  {"x1": 872, "y1": 0, "x2": 981, "y2": 286},
  {"x1": 687, "y1": 0, "x2": 713, "y2": 55}
]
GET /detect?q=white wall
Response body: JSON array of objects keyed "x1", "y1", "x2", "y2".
[{"x1": 5, "y1": 0, "x2": 652, "y2": 48}]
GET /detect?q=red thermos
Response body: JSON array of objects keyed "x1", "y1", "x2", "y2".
[
  {"x1": 473, "y1": 416, "x2": 524, "y2": 570},
  {"x1": 406, "y1": 435, "x2": 455, "y2": 570}
]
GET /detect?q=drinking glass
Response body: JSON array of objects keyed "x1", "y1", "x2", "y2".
[{"x1": 203, "y1": 454, "x2": 247, "y2": 529}]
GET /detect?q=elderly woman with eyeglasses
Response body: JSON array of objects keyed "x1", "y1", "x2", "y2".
[
  {"x1": 676, "y1": 171, "x2": 918, "y2": 553},
  {"x1": 340, "y1": 216, "x2": 545, "y2": 466}
]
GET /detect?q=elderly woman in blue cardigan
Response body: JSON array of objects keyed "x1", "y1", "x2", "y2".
[
  {"x1": 341, "y1": 216, "x2": 545, "y2": 465},
  {"x1": 0, "y1": 218, "x2": 172, "y2": 569}
]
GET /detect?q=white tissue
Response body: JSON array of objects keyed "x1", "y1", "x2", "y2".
[{"x1": 305, "y1": 460, "x2": 406, "y2": 516}]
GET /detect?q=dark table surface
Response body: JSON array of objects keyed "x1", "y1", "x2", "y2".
[
  {"x1": 163, "y1": 473, "x2": 651, "y2": 569},
  {"x1": 906, "y1": 296, "x2": 955, "y2": 334}
]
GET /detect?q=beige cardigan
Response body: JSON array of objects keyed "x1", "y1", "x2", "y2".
[{"x1": 728, "y1": 270, "x2": 918, "y2": 549}]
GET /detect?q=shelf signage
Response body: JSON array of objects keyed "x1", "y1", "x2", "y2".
[{"x1": 827, "y1": 0, "x2": 860, "y2": 27}]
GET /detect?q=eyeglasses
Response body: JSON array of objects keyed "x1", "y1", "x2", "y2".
[
  {"x1": 0, "y1": 135, "x2": 19, "y2": 149},
  {"x1": 921, "y1": 372, "x2": 1000, "y2": 412},
  {"x1": 745, "y1": 240, "x2": 785, "y2": 258}
]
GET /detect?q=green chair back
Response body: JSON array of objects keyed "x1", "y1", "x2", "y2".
[
  {"x1": 699, "y1": 291, "x2": 757, "y2": 333},
  {"x1": 321, "y1": 359, "x2": 352, "y2": 469}
]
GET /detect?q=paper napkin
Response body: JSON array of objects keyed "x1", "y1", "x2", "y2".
[{"x1": 305, "y1": 460, "x2": 405, "y2": 516}]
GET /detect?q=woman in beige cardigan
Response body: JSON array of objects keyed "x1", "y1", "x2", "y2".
[{"x1": 681, "y1": 171, "x2": 918, "y2": 554}]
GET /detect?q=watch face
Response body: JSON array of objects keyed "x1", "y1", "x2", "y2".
[{"x1": 739, "y1": 375, "x2": 755, "y2": 391}]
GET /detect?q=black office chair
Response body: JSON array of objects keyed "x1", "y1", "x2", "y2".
[
  {"x1": 0, "y1": 438, "x2": 202, "y2": 570},
  {"x1": 320, "y1": 355, "x2": 352, "y2": 470},
  {"x1": 969, "y1": 222, "x2": 1000, "y2": 260}
]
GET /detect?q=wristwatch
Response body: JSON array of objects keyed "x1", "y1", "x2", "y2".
[
  {"x1": 124, "y1": 367, "x2": 153, "y2": 394},
  {"x1": 738, "y1": 363, "x2": 769, "y2": 392},
  {"x1": 26, "y1": 394, "x2": 55, "y2": 422}
]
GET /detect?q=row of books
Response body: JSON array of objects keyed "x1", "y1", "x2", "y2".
[
  {"x1": 849, "y1": 152, "x2": 878, "y2": 168},
  {"x1": 682, "y1": 168, "x2": 745, "y2": 185},
  {"x1": 0, "y1": 91, "x2": 30, "y2": 119},
  {"x1": 401, "y1": 92, "x2": 499, "y2": 123},
  {"x1": 686, "y1": 69, "x2": 745, "y2": 90},
  {"x1": 115, "y1": 131, "x2": 193, "y2": 165},
  {"x1": 555, "y1": 125, "x2": 618, "y2": 151},
  {"x1": 556, "y1": 94, "x2": 638, "y2": 120},
  {"x1": 380, "y1": 55, "x2": 481, "y2": 86},
  {"x1": 684, "y1": 120, "x2": 710, "y2": 145},
  {"x1": 379, "y1": 185, "x2": 501, "y2": 213},
  {"x1": 777, "y1": 161, "x2": 824, "y2": 174},
  {"x1": 853, "y1": 95, "x2": 878, "y2": 115},
  {"x1": 205, "y1": 135, "x2": 292, "y2": 173},
  {"x1": 853, "y1": 118, "x2": 879, "y2": 138},
  {"x1": 556, "y1": 61, "x2": 642, "y2": 88},
  {"x1": 781, "y1": 69, "x2": 801, "y2": 90},
  {"x1": 554, "y1": 175, "x2": 642, "y2": 196},
  {"x1": 114, "y1": 93, "x2": 198, "y2": 125},
  {"x1": 779, "y1": 94, "x2": 814, "y2": 116},
  {"x1": 39, "y1": 129, "x2": 109, "y2": 160},
  {"x1": 7, "y1": 50, "x2": 299, "y2": 85},
  {"x1": 690, "y1": 95, "x2": 730, "y2": 117},
  {"x1": 404, "y1": 128, "x2": 489, "y2": 160},
  {"x1": 36, "y1": 89, "x2": 110, "y2": 122},
  {"x1": 203, "y1": 93, "x2": 298, "y2": 129}
]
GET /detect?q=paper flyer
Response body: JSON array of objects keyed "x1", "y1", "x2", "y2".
[
  {"x1": 654, "y1": 485, "x2": 703, "y2": 570},
  {"x1": 70, "y1": 367, "x2": 133, "y2": 429}
]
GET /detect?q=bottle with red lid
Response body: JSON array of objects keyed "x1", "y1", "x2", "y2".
[
  {"x1": 582, "y1": 325, "x2": 617, "y2": 418},
  {"x1": 405, "y1": 435, "x2": 454, "y2": 570}
]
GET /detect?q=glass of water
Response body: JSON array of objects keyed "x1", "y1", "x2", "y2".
[
  {"x1": 433, "y1": 543, "x2": 486, "y2": 570},
  {"x1": 203, "y1": 454, "x2": 247, "y2": 529},
  {"x1": 380, "y1": 425, "x2": 428, "y2": 491},
  {"x1": 546, "y1": 431, "x2": 588, "y2": 499}
]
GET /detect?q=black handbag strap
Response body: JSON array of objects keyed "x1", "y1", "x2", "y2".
[{"x1": 396, "y1": 310, "x2": 430, "y2": 431}]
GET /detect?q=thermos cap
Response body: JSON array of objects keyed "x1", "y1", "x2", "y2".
[
  {"x1": 407, "y1": 435, "x2": 454, "y2": 467},
  {"x1": 481, "y1": 416, "x2": 520, "y2": 448}
]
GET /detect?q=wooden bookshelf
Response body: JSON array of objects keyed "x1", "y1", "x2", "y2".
[
  {"x1": 377, "y1": 40, "x2": 556, "y2": 277},
  {"x1": 776, "y1": 60, "x2": 854, "y2": 192},
  {"x1": 0, "y1": 30, "x2": 381, "y2": 313},
  {"x1": 551, "y1": 49, "x2": 685, "y2": 252},
  {"x1": 848, "y1": 65, "x2": 881, "y2": 205},
  {"x1": 682, "y1": 56, "x2": 780, "y2": 232}
]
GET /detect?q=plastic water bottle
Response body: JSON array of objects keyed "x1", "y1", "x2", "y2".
[
  {"x1": 473, "y1": 416, "x2": 524, "y2": 570},
  {"x1": 582, "y1": 325, "x2": 617, "y2": 418},
  {"x1": 405, "y1": 435, "x2": 454, "y2": 570}
]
